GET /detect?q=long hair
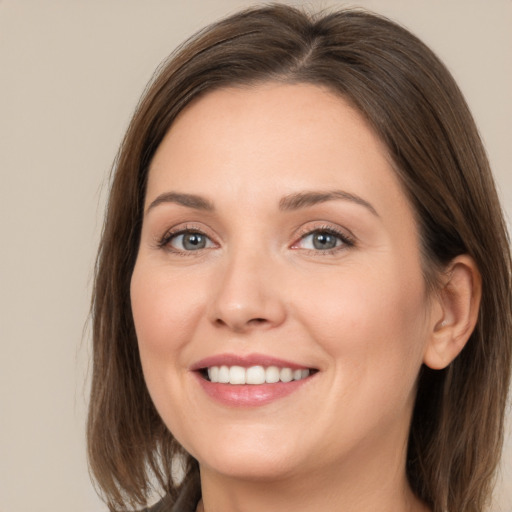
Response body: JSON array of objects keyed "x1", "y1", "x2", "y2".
[{"x1": 87, "y1": 5, "x2": 512, "y2": 511}]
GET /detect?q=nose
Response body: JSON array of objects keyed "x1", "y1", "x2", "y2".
[{"x1": 208, "y1": 250, "x2": 287, "y2": 333}]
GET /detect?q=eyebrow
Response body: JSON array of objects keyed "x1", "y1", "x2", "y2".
[
  {"x1": 146, "y1": 192, "x2": 214, "y2": 214},
  {"x1": 279, "y1": 190, "x2": 379, "y2": 216},
  {"x1": 145, "y1": 189, "x2": 378, "y2": 217}
]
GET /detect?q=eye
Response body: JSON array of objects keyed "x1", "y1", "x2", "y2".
[
  {"x1": 294, "y1": 228, "x2": 353, "y2": 252},
  {"x1": 164, "y1": 230, "x2": 215, "y2": 252}
]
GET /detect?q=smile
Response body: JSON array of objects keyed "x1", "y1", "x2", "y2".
[
  {"x1": 205, "y1": 365, "x2": 311, "y2": 385},
  {"x1": 192, "y1": 354, "x2": 317, "y2": 406}
]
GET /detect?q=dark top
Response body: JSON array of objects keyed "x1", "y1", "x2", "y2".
[{"x1": 146, "y1": 476, "x2": 201, "y2": 512}]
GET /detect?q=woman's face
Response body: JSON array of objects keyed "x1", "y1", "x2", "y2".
[{"x1": 131, "y1": 83, "x2": 439, "y2": 483}]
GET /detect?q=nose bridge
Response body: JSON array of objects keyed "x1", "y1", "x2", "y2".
[{"x1": 209, "y1": 239, "x2": 286, "y2": 332}]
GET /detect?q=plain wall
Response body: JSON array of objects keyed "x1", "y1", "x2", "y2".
[{"x1": 0, "y1": 1, "x2": 510, "y2": 511}]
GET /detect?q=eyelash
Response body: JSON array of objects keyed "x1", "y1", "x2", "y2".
[
  {"x1": 157, "y1": 224, "x2": 355, "y2": 255},
  {"x1": 157, "y1": 224, "x2": 215, "y2": 255},
  {"x1": 293, "y1": 225, "x2": 355, "y2": 255}
]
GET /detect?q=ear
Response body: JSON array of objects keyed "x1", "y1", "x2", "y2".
[{"x1": 423, "y1": 255, "x2": 481, "y2": 370}]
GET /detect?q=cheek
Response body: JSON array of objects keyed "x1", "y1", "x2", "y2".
[
  {"x1": 298, "y1": 259, "x2": 429, "y2": 382},
  {"x1": 304, "y1": 266, "x2": 429, "y2": 447},
  {"x1": 130, "y1": 263, "x2": 204, "y2": 357},
  {"x1": 130, "y1": 261, "x2": 208, "y2": 444},
  {"x1": 129, "y1": 261, "x2": 208, "y2": 426}
]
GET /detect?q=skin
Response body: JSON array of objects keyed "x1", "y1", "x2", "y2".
[{"x1": 130, "y1": 83, "x2": 450, "y2": 512}]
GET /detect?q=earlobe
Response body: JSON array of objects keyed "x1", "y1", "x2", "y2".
[{"x1": 423, "y1": 255, "x2": 481, "y2": 370}]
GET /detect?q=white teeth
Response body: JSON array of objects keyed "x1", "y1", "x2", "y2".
[
  {"x1": 246, "y1": 365, "x2": 266, "y2": 385},
  {"x1": 205, "y1": 365, "x2": 311, "y2": 385},
  {"x1": 217, "y1": 365, "x2": 229, "y2": 383},
  {"x1": 208, "y1": 366, "x2": 219, "y2": 382},
  {"x1": 280, "y1": 367, "x2": 293, "y2": 383},
  {"x1": 229, "y1": 366, "x2": 246, "y2": 384},
  {"x1": 265, "y1": 366, "x2": 280, "y2": 383}
]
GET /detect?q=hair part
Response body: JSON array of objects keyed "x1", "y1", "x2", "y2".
[{"x1": 88, "y1": 5, "x2": 511, "y2": 511}]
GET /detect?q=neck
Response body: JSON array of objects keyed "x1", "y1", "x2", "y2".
[{"x1": 197, "y1": 442, "x2": 430, "y2": 512}]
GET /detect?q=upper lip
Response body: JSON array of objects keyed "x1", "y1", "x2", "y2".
[{"x1": 190, "y1": 353, "x2": 315, "y2": 371}]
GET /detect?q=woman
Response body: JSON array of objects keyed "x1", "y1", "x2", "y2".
[{"x1": 87, "y1": 5, "x2": 511, "y2": 512}]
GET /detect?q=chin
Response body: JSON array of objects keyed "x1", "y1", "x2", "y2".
[
  {"x1": 200, "y1": 453, "x2": 299, "y2": 482},
  {"x1": 183, "y1": 431, "x2": 304, "y2": 481}
]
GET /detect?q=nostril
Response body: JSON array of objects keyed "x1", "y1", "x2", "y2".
[
  {"x1": 249, "y1": 318, "x2": 267, "y2": 325},
  {"x1": 213, "y1": 316, "x2": 269, "y2": 330}
]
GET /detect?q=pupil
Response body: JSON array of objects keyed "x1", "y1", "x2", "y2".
[
  {"x1": 183, "y1": 233, "x2": 206, "y2": 250},
  {"x1": 313, "y1": 232, "x2": 336, "y2": 250}
]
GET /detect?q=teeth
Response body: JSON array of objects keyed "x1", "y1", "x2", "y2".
[
  {"x1": 280, "y1": 368, "x2": 293, "y2": 383},
  {"x1": 206, "y1": 365, "x2": 311, "y2": 385},
  {"x1": 217, "y1": 365, "x2": 229, "y2": 383},
  {"x1": 229, "y1": 366, "x2": 246, "y2": 385},
  {"x1": 266, "y1": 366, "x2": 280, "y2": 383},
  {"x1": 208, "y1": 366, "x2": 219, "y2": 382},
  {"x1": 246, "y1": 365, "x2": 266, "y2": 385}
]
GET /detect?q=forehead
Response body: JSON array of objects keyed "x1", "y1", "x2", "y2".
[
  {"x1": 146, "y1": 82, "x2": 408, "y2": 216},
  {"x1": 153, "y1": 83, "x2": 377, "y2": 157}
]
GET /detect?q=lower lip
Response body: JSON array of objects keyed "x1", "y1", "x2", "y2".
[{"x1": 194, "y1": 373, "x2": 313, "y2": 407}]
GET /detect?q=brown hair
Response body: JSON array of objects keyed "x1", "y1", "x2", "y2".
[{"x1": 88, "y1": 5, "x2": 511, "y2": 512}]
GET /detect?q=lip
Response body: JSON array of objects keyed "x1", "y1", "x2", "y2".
[{"x1": 190, "y1": 353, "x2": 317, "y2": 407}]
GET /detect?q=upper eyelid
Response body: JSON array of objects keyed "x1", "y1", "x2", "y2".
[
  {"x1": 161, "y1": 222, "x2": 214, "y2": 237},
  {"x1": 157, "y1": 223, "x2": 217, "y2": 247},
  {"x1": 294, "y1": 223, "x2": 356, "y2": 242}
]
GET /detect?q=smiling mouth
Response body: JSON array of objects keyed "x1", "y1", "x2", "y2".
[{"x1": 200, "y1": 365, "x2": 316, "y2": 385}]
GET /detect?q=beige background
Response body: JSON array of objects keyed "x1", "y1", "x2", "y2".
[{"x1": 0, "y1": 1, "x2": 510, "y2": 511}]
